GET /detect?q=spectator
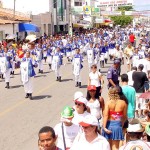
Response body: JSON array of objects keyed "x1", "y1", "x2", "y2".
[
  {"x1": 133, "y1": 64, "x2": 148, "y2": 118},
  {"x1": 38, "y1": 126, "x2": 62, "y2": 150},
  {"x1": 119, "y1": 119, "x2": 150, "y2": 150},
  {"x1": 70, "y1": 114, "x2": 110, "y2": 150}
]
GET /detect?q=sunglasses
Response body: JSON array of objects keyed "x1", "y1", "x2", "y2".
[{"x1": 75, "y1": 102, "x2": 82, "y2": 106}]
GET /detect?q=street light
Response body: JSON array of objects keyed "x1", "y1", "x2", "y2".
[
  {"x1": 68, "y1": 0, "x2": 72, "y2": 36},
  {"x1": 13, "y1": 0, "x2": 16, "y2": 34}
]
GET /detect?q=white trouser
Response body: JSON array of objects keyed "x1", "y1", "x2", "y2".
[
  {"x1": 4, "y1": 69, "x2": 11, "y2": 82},
  {"x1": 55, "y1": 66, "x2": 61, "y2": 77},
  {"x1": 24, "y1": 77, "x2": 33, "y2": 93},
  {"x1": 38, "y1": 61, "x2": 43, "y2": 70},
  {"x1": 11, "y1": 61, "x2": 15, "y2": 71},
  {"x1": 47, "y1": 56, "x2": 52, "y2": 64},
  {"x1": 75, "y1": 74, "x2": 81, "y2": 82}
]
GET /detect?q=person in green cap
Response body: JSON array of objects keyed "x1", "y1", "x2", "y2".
[{"x1": 54, "y1": 106, "x2": 80, "y2": 150}]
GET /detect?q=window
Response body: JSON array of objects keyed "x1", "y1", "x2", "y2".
[{"x1": 74, "y1": 2, "x2": 82, "y2": 6}]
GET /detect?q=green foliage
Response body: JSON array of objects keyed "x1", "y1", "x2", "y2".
[
  {"x1": 118, "y1": 6, "x2": 133, "y2": 11},
  {"x1": 110, "y1": 15, "x2": 133, "y2": 27},
  {"x1": 110, "y1": 6, "x2": 133, "y2": 27}
]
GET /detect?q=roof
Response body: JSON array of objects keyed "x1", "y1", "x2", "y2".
[
  {"x1": 0, "y1": 18, "x2": 17, "y2": 24},
  {"x1": 0, "y1": 8, "x2": 31, "y2": 23}
]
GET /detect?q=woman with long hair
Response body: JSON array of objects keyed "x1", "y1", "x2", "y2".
[{"x1": 102, "y1": 86, "x2": 127, "y2": 150}]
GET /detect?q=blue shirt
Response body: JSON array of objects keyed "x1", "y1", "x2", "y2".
[{"x1": 107, "y1": 66, "x2": 119, "y2": 87}]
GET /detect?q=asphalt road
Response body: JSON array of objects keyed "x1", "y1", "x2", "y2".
[{"x1": 0, "y1": 57, "x2": 127, "y2": 150}]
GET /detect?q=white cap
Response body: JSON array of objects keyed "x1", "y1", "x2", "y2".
[
  {"x1": 75, "y1": 97, "x2": 87, "y2": 105},
  {"x1": 79, "y1": 115, "x2": 98, "y2": 127},
  {"x1": 74, "y1": 91, "x2": 83, "y2": 101}
]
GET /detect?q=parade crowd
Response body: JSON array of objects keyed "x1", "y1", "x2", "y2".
[{"x1": 0, "y1": 25, "x2": 150, "y2": 150}]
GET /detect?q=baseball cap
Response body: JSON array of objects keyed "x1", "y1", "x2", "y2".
[
  {"x1": 61, "y1": 106, "x2": 74, "y2": 119},
  {"x1": 87, "y1": 85, "x2": 96, "y2": 91},
  {"x1": 74, "y1": 91, "x2": 83, "y2": 101},
  {"x1": 75, "y1": 97, "x2": 87, "y2": 105},
  {"x1": 145, "y1": 124, "x2": 150, "y2": 136},
  {"x1": 127, "y1": 119, "x2": 144, "y2": 132},
  {"x1": 114, "y1": 59, "x2": 120, "y2": 64},
  {"x1": 79, "y1": 115, "x2": 98, "y2": 127}
]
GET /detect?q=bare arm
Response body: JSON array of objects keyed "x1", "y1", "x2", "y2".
[
  {"x1": 122, "y1": 102, "x2": 127, "y2": 127},
  {"x1": 88, "y1": 76, "x2": 91, "y2": 86},
  {"x1": 103, "y1": 102, "x2": 112, "y2": 134},
  {"x1": 108, "y1": 79, "x2": 116, "y2": 87}
]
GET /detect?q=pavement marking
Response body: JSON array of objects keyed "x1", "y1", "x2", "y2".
[{"x1": 0, "y1": 72, "x2": 72, "y2": 118}]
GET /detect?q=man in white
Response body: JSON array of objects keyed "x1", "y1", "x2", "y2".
[
  {"x1": 70, "y1": 114, "x2": 110, "y2": 150},
  {"x1": 127, "y1": 66, "x2": 137, "y2": 86}
]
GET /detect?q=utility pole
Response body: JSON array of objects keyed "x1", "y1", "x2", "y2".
[
  {"x1": 13, "y1": 0, "x2": 16, "y2": 34},
  {"x1": 68, "y1": 0, "x2": 72, "y2": 36}
]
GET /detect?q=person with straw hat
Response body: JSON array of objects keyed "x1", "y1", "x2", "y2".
[
  {"x1": 119, "y1": 119, "x2": 150, "y2": 150},
  {"x1": 54, "y1": 106, "x2": 79, "y2": 150}
]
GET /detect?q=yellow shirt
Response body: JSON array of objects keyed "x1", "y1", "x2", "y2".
[{"x1": 124, "y1": 46, "x2": 134, "y2": 57}]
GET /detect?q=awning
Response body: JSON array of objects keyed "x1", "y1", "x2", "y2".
[{"x1": 18, "y1": 23, "x2": 40, "y2": 32}]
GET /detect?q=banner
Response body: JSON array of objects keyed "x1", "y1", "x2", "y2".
[
  {"x1": 91, "y1": 7, "x2": 100, "y2": 16},
  {"x1": 83, "y1": 6, "x2": 91, "y2": 15}
]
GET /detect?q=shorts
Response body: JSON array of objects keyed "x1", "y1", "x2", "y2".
[
  {"x1": 126, "y1": 57, "x2": 131, "y2": 65},
  {"x1": 136, "y1": 93, "x2": 146, "y2": 110},
  {"x1": 102, "y1": 120, "x2": 124, "y2": 140}
]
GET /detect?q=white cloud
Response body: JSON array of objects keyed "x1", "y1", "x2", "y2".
[{"x1": 2, "y1": 0, "x2": 49, "y2": 14}]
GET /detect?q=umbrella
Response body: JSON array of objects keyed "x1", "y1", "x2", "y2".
[
  {"x1": 26, "y1": 34, "x2": 37, "y2": 42},
  {"x1": 139, "y1": 92, "x2": 150, "y2": 99},
  {"x1": 6, "y1": 34, "x2": 16, "y2": 40}
]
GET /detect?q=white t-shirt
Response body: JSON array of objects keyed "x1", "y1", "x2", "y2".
[
  {"x1": 127, "y1": 70, "x2": 135, "y2": 86},
  {"x1": 87, "y1": 99, "x2": 101, "y2": 119},
  {"x1": 140, "y1": 59, "x2": 150, "y2": 75},
  {"x1": 72, "y1": 110, "x2": 90, "y2": 125},
  {"x1": 119, "y1": 140, "x2": 150, "y2": 150},
  {"x1": 70, "y1": 133, "x2": 110, "y2": 150},
  {"x1": 89, "y1": 71, "x2": 101, "y2": 87},
  {"x1": 54, "y1": 123, "x2": 80, "y2": 149}
]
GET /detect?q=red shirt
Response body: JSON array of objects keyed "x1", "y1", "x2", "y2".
[{"x1": 129, "y1": 34, "x2": 135, "y2": 43}]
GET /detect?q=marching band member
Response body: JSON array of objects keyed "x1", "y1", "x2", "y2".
[
  {"x1": 3, "y1": 47, "x2": 12, "y2": 88},
  {"x1": 72, "y1": 49, "x2": 83, "y2": 88},
  {"x1": 87, "y1": 42, "x2": 95, "y2": 71},
  {"x1": 52, "y1": 47, "x2": 63, "y2": 82},
  {"x1": 20, "y1": 51, "x2": 37, "y2": 100},
  {"x1": 35, "y1": 44, "x2": 44, "y2": 73},
  {"x1": 8, "y1": 45, "x2": 16, "y2": 75},
  {"x1": 47, "y1": 45, "x2": 53, "y2": 70}
]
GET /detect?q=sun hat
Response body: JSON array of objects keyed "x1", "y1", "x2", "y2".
[
  {"x1": 79, "y1": 115, "x2": 98, "y2": 127},
  {"x1": 127, "y1": 119, "x2": 144, "y2": 132},
  {"x1": 75, "y1": 97, "x2": 87, "y2": 105},
  {"x1": 145, "y1": 124, "x2": 150, "y2": 136},
  {"x1": 61, "y1": 106, "x2": 74, "y2": 119},
  {"x1": 74, "y1": 91, "x2": 83, "y2": 101},
  {"x1": 87, "y1": 85, "x2": 96, "y2": 91}
]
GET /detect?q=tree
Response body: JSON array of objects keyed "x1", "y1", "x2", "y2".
[
  {"x1": 110, "y1": 6, "x2": 133, "y2": 27},
  {"x1": 110, "y1": 15, "x2": 133, "y2": 27}
]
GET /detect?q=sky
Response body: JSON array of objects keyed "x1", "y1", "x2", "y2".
[
  {"x1": 1, "y1": 0, "x2": 150, "y2": 15},
  {"x1": 2, "y1": 0, "x2": 49, "y2": 14}
]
